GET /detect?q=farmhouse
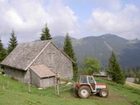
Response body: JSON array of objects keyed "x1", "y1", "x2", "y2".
[{"x1": 0, "y1": 40, "x2": 73, "y2": 88}]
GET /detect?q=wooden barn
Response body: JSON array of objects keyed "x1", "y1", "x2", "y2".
[{"x1": 0, "y1": 40, "x2": 73, "y2": 88}]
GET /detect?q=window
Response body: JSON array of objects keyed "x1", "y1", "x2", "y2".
[
  {"x1": 88, "y1": 76, "x2": 95, "y2": 83},
  {"x1": 80, "y1": 76, "x2": 87, "y2": 83}
]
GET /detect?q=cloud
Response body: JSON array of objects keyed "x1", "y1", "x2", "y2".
[
  {"x1": 0, "y1": 0, "x2": 48, "y2": 42},
  {"x1": 0, "y1": 0, "x2": 140, "y2": 45},
  {"x1": 87, "y1": 3, "x2": 140, "y2": 39},
  {"x1": 0, "y1": 0, "x2": 79, "y2": 43},
  {"x1": 46, "y1": 0, "x2": 79, "y2": 36}
]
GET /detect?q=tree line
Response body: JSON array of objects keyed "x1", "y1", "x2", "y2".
[{"x1": 124, "y1": 67, "x2": 140, "y2": 84}]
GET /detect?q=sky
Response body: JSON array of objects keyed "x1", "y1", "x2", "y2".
[{"x1": 0, "y1": 0, "x2": 140, "y2": 45}]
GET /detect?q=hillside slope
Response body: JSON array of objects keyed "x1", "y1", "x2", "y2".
[{"x1": 0, "y1": 74, "x2": 140, "y2": 105}]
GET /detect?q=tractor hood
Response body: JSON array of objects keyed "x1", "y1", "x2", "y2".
[{"x1": 96, "y1": 83, "x2": 107, "y2": 89}]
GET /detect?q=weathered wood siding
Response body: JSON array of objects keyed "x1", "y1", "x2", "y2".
[
  {"x1": 32, "y1": 43, "x2": 73, "y2": 79},
  {"x1": 30, "y1": 70, "x2": 55, "y2": 88},
  {"x1": 24, "y1": 70, "x2": 31, "y2": 83},
  {"x1": 30, "y1": 70, "x2": 40, "y2": 87},
  {"x1": 3, "y1": 67, "x2": 27, "y2": 83},
  {"x1": 40, "y1": 77, "x2": 55, "y2": 88},
  {"x1": 3, "y1": 66, "x2": 31, "y2": 83}
]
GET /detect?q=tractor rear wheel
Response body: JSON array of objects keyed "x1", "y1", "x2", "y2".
[
  {"x1": 99, "y1": 89, "x2": 109, "y2": 97},
  {"x1": 78, "y1": 86, "x2": 91, "y2": 98}
]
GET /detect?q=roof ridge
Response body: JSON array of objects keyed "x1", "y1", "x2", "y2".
[{"x1": 25, "y1": 41, "x2": 51, "y2": 70}]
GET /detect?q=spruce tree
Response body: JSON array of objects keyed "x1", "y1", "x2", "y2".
[
  {"x1": 40, "y1": 24, "x2": 52, "y2": 40},
  {"x1": 8, "y1": 30, "x2": 18, "y2": 54},
  {"x1": 63, "y1": 33, "x2": 78, "y2": 81},
  {"x1": 107, "y1": 52, "x2": 125, "y2": 84},
  {"x1": 0, "y1": 39, "x2": 7, "y2": 61}
]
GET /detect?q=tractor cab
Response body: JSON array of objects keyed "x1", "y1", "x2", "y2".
[{"x1": 79, "y1": 75, "x2": 96, "y2": 91}]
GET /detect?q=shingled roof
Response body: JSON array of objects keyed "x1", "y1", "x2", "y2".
[{"x1": 1, "y1": 41, "x2": 51, "y2": 70}]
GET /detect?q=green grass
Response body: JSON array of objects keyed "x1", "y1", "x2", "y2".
[{"x1": 0, "y1": 75, "x2": 140, "y2": 105}]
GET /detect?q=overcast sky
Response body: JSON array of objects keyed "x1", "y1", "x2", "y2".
[{"x1": 0, "y1": 0, "x2": 140, "y2": 45}]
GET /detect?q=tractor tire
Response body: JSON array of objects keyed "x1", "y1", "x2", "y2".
[
  {"x1": 78, "y1": 86, "x2": 91, "y2": 99},
  {"x1": 99, "y1": 89, "x2": 109, "y2": 97}
]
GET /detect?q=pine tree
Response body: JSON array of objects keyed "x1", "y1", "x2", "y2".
[
  {"x1": 40, "y1": 24, "x2": 52, "y2": 40},
  {"x1": 0, "y1": 39, "x2": 7, "y2": 61},
  {"x1": 107, "y1": 52, "x2": 125, "y2": 84},
  {"x1": 8, "y1": 30, "x2": 18, "y2": 54},
  {"x1": 63, "y1": 33, "x2": 78, "y2": 81}
]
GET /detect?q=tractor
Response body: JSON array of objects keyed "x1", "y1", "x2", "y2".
[{"x1": 74, "y1": 75, "x2": 109, "y2": 98}]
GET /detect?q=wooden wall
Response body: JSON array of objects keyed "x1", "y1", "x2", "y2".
[
  {"x1": 32, "y1": 43, "x2": 73, "y2": 79},
  {"x1": 3, "y1": 67, "x2": 27, "y2": 83},
  {"x1": 30, "y1": 70, "x2": 55, "y2": 88}
]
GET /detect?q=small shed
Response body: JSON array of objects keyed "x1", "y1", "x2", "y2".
[{"x1": 30, "y1": 64, "x2": 56, "y2": 88}]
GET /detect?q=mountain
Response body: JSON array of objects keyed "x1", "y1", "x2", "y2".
[
  {"x1": 52, "y1": 34, "x2": 140, "y2": 68},
  {"x1": 120, "y1": 41, "x2": 140, "y2": 68}
]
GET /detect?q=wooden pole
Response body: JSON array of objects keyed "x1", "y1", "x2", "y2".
[
  {"x1": 55, "y1": 75, "x2": 57, "y2": 94},
  {"x1": 55, "y1": 73, "x2": 60, "y2": 96},
  {"x1": 57, "y1": 79, "x2": 60, "y2": 96},
  {"x1": 28, "y1": 69, "x2": 31, "y2": 93},
  {"x1": 28, "y1": 81, "x2": 31, "y2": 93}
]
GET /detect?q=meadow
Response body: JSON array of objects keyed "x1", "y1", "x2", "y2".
[{"x1": 0, "y1": 74, "x2": 140, "y2": 105}]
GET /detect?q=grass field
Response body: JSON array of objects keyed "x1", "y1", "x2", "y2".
[
  {"x1": 126, "y1": 81, "x2": 140, "y2": 89},
  {"x1": 0, "y1": 74, "x2": 140, "y2": 105}
]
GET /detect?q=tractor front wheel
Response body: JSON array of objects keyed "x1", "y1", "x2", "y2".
[
  {"x1": 78, "y1": 86, "x2": 91, "y2": 98},
  {"x1": 99, "y1": 89, "x2": 109, "y2": 97}
]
